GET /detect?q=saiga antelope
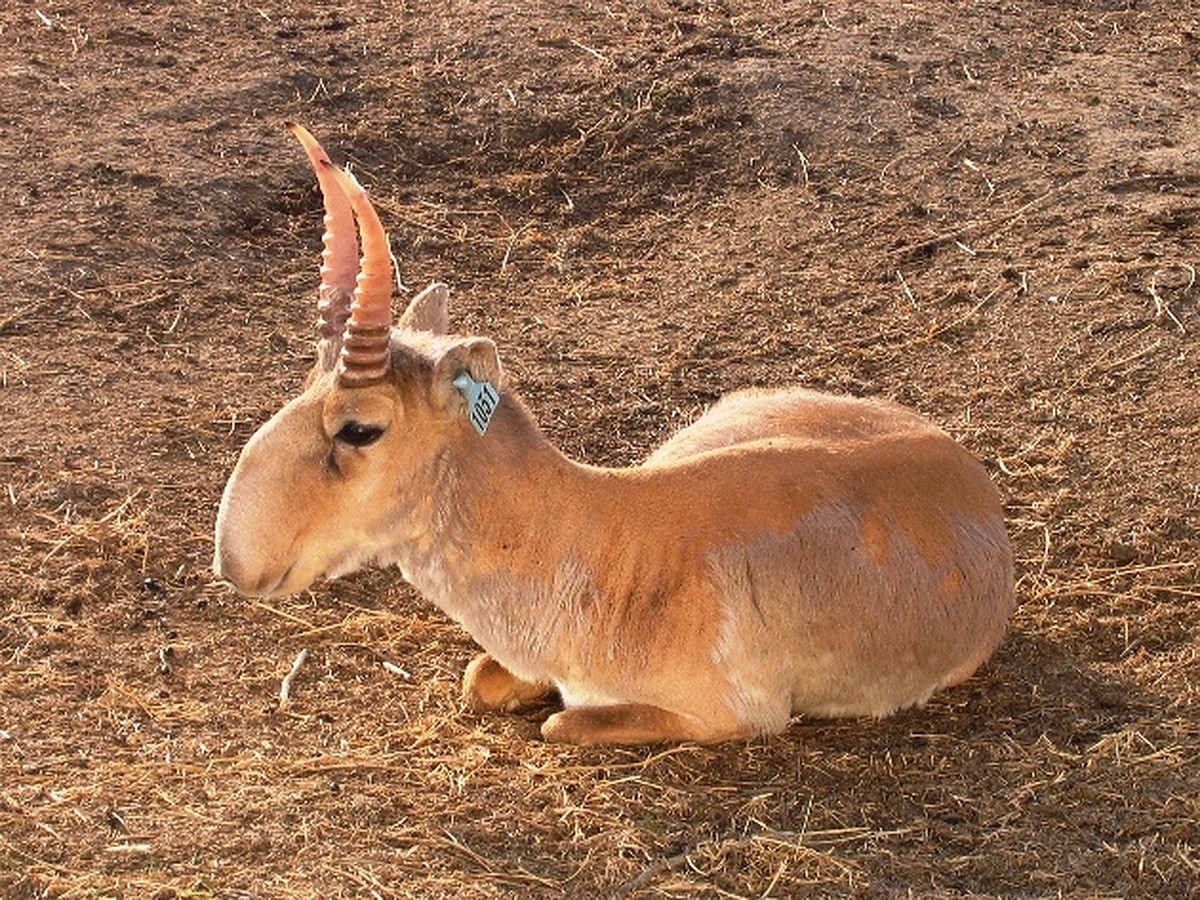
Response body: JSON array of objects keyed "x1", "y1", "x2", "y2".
[{"x1": 213, "y1": 125, "x2": 1015, "y2": 745}]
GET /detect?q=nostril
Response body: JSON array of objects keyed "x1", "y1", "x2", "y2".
[
  {"x1": 211, "y1": 542, "x2": 255, "y2": 594},
  {"x1": 213, "y1": 553, "x2": 294, "y2": 598},
  {"x1": 212, "y1": 560, "x2": 244, "y2": 592},
  {"x1": 259, "y1": 563, "x2": 295, "y2": 597},
  {"x1": 212, "y1": 516, "x2": 295, "y2": 597}
]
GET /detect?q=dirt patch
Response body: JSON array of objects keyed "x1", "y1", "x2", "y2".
[{"x1": 2, "y1": 1, "x2": 1198, "y2": 897}]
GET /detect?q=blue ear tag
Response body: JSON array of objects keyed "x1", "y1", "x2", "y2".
[{"x1": 452, "y1": 372, "x2": 500, "y2": 435}]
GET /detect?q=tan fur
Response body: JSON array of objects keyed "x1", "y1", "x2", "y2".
[{"x1": 215, "y1": 290, "x2": 1015, "y2": 745}]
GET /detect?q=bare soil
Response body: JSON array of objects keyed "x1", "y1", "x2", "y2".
[{"x1": 2, "y1": 1, "x2": 1198, "y2": 897}]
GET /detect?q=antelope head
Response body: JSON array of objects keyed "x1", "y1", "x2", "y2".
[{"x1": 213, "y1": 124, "x2": 502, "y2": 597}]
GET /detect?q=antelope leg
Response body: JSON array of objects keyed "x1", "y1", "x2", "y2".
[
  {"x1": 462, "y1": 653, "x2": 555, "y2": 712},
  {"x1": 541, "y1": 704, "x2": 735, "y2": 746}
]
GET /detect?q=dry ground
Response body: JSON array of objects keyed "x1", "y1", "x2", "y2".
[{"x1": 2, "y1": 1, "x2": 1198, "y2": 897}]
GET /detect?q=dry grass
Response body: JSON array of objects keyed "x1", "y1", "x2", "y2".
[
  {"x1": 3, "y1": 510, "x2": 1197, "y2": 897},
  {"x1": 3, "y1": 0, "x2": 1199, "y2": 897}
]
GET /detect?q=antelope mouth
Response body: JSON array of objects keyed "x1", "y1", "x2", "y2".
[{"x1": 240, "y1": 562, "x2": 297, "y2": 598}]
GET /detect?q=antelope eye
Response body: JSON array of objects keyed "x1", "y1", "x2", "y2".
[{"x1": 335, "y1": 421, "x2": 385, "y2": 448}]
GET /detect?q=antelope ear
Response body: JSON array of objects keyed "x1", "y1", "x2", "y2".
[
  {"x1": 399, "y1": 282, "x2": 450, "y2": 335},
  {"x1": 432, "y1": 337, "x2": 503, "y2": 421}
]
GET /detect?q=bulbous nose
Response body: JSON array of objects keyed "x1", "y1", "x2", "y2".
[
  {"x1": 211, "y1": 391, "x2": 323, "y2": 599},
  {"x1": 212, "y1": 537, "x2": 292, "y2": 598},
  {"x1": 212, "y1": 531, "x2": 255, "y2": 595},
  {"x1": 213, "y1": 479, "x2": 286, "y2": 597}
]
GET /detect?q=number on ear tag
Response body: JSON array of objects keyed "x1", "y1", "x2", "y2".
[{"x1": 452, "y1": 372, "x2": 500, "y2": 435}]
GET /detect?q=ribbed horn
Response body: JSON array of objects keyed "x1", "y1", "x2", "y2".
[
  {"x1": 322, "y1": 160, "x2": 395, "y2": 385},
  {"x1": 287, "y1": 123, "x2": 357, "y2": 360}
]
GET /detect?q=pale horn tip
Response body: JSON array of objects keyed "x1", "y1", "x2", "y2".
[{"x1": 290, "y1": 122, "x2": 335, "y2": 169}]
